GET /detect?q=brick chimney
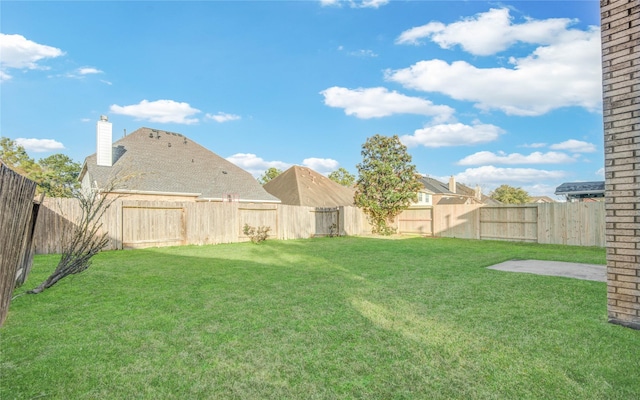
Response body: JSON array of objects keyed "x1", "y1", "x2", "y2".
[{"x1": 448, "y1": 176, "x2": 456, "y2": 193}]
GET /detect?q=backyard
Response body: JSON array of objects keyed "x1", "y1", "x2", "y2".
[{"x1": 1, "y1": 237, "x2": 638, "y2": 399}]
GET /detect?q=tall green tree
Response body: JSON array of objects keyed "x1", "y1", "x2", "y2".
[
  {"x1": 0, "y1": 137, "x2": 81, "y2": 197},
  {"x1": 36, "y1": 154, "x2": 82, "y2": 197},
  {"x1": 0, "y1": 137, "x2": 41, "y2": 181},
  {"x1": 258, "y1": 167, "x2": 283, "y2": 184},
  {"x1": 328, "y1": 167, "x2": 355, "y2": 187},
  {"x1": 490, "y1": 184, "x2": 530, "y2": 204},
  {"x1": 354, "y1": 134, "x2": 421, "y2": 235}
]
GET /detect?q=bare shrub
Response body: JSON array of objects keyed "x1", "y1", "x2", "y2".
[
  {"x1": 243, "y1": 224, "x2": 271, "y2": 244},
  {"x1": 28, "y1": 185, "x2": 117, "y2": 294}
]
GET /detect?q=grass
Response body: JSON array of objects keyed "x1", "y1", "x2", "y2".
[{"x1": 1, "y1": 236, "x2": 638, "y2": 399}]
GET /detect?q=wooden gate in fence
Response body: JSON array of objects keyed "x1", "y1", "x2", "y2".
[
  {"x1": 479, "y1": 205, "x2": 538, "y2": 242},
  {"x1": 121, "y1": 202, "x2": 186, "y2": 249},
  {"x1": 397, "y1": 207, "x2": 433, "y2": 235}
]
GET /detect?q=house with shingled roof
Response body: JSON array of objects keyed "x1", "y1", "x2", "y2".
[
  {"x1": 554, "y1": 181, "x2": 604, "y2": 202},
  {"x1": 79, "y1": 117, "x2": 280, "y2": 203},
  {"x1": 263, "y1": 165, "x2": 355, "y2": 207},
  {"x1": 413, "y1": 175, "x2": 494, "y2": 206}
]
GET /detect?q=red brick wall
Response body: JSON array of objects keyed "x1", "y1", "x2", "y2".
[{"x1": 601, "y1": 0, "x2": 640, "y2": 329}]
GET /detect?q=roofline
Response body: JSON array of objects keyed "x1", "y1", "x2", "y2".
[
  {"x1": 110, "y1": 189, "x2": 201, "y2": 197},
  {"x1": 78, "y1": 160, "x2": 88, "y2": 182},
  {"x1": 555, "y1": 190, "x2": 605, "y2": 196},
  {"x1": 196, "y1": 197, "x2": 281, "y2": 203}
]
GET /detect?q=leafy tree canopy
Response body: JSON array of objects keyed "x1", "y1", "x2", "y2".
[
  {"x1": 328, "y1": 167, "x2": 355, "y2": 187},
  {"x1": 490, "y1": 184, "x2": 530, "y2": 204},
  {"x1": 0, "y1": 137, "x2": 41, "y2": 180},
  {"x1": 258, "y1": 167, "x2": 283, "y2": 185},
  {"x1": 37, "y1": 154, "x2": 82, "y2": 197},
  {"x1": 354, "y1": 134, "x2": 421, "y2": 235},
  {"x1": 1, "y1": 137, "x2": 81, "y2": 197}
]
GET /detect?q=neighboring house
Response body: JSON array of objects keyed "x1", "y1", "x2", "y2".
[
  {"x1": 79, "y1": 116, "x2": 280, "y2": 203},
  {"x1": 528, "y1": 196, "x2": 556, "y2": 204},
  {"x1": 454, "y1": 180, "x2": 502, "y2": 205},
  {"x1": 554, "y1": 181, "x2": 605, "y2": 202},
  {"x1": 263, "y1": 165, "x2": 355, "y2": 207},
  {"x1": 414, "y1": 175, "x2": 492, "y2": 206}
]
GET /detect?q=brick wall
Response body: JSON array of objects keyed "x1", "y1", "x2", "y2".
[{"x1": 601, "y1": 0, "x2": 640, "y2": 329}]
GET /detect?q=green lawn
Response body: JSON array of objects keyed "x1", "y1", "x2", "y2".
[{"x1": 2, "y1": 237, "x2": 638, "y2": 399}]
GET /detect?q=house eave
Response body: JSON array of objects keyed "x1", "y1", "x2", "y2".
[
  {"x1": 109, "y1": 189, "x2": 201, "y2": 197},
  {"x1": 555, "y1": 190, "x2": 605, "y2": 196},
  {"x1": 196, "y1": 197, "x2": 282, "y2": 204}
]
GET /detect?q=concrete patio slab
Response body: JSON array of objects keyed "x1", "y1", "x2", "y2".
[{"x1": 487, "y1": 260, "x2": 606, "y2": 282}]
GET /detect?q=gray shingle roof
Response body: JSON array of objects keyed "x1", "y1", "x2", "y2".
[
  {"x1": 555, "y1": 181, "x2": 605, "y2": 196},
  {"x1": 418, "y1": 176, "x2": 452, "y2": 194},
  {"x1": 437, "y1": 196, "x2": 472, "y2": 205},
  {"x1": 263, "y1": 166, "x2": 355, "y2": 207},
  {"x1": 80, "y1": 127, "x2": 280, "y2": 202}
]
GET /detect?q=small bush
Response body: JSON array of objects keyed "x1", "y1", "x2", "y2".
[{"x1": 243, "y1": 224, "x2": 271, "y2": 244}]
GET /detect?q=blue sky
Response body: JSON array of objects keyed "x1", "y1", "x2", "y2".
[{"x1": 1, "y1": 0, "x2": 604, "y2": 199}]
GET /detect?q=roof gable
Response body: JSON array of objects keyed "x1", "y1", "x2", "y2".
[
  {"x1": 419, "y1": 176, "x2": 452, "y2": 194},
  {"x1": 263, "y1": 166, "x2": 355, "y2": 207},
  {"x1": 81, "y1": 127, "x2": 279, "y2": 202}
]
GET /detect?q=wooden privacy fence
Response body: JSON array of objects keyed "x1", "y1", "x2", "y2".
[
  {"x1": 33, "y1": 199, "x2": 373, "y2": 253},
  {"x1": 32, "y1": 199, "x2": 605, "y2": 254},
  {"x1": 408, "y1": 202, "x2": 605, "y2": 247},
  {"x1": 0, "y1": 164, "x2": 39, "y2": 327}
]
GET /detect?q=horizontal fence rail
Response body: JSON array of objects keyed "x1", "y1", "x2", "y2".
[{"x1": 32, "y1": 199, "x2": 605, "y2": 254}]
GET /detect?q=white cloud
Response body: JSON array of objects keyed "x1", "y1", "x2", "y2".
[
  {"x1": 357, "y1": 0, "x2": 389, "y2": 9},
  {"x1": 110, "y1": 99, "x2": 201, "y2": 124},
  {"x1": 320, "y1": 0, "x2": 340, "y2": 6},
  {"x1": 521, "y1": 142, "x2": 547, "y2": 148},
  {"x1": 15, "y1": 138, "x2": 64, "y2": 153},
  {"x1": 400, "y1": 122, "x2": 503, "y2": 148},
  {"x1": 388, "y1": 24, "x2": 602, "y2": 116},
  {"x1": 595, "y1": 167, "x2": 605, "y2": 177},
  {"x1": 522, "y1": 183, "x2": 563, "y2": 198},
  {"x1": 227, "y1": 154, "x2": 339, "y2": 177},
  {"x1": 321, "y1": 86, "x2": 454, "y2": 120},
  {"x1": 206, "y1": 112, "x2": 241, "y2": 123},
  {"x1": 64, "y1": 67, "x2": 104, "y2": 80},
  {"x1": 78, "y1": 67, "x2": 102, "y2": 75},
  {"x1": 0, "y1": 34, "x2": 65, "y2": 69},
  {"x1": 226, "y1": 153, "x2": 291, "y2": 177},
  {"x1": 396, "y1": 8, "x2": 574, "y2": 56},
  {"x1": 302, "y1": 158, "x2": 339, "y2": 174},
  {"x1": 346, "y1": 49, "x2": 378, "y2": 58},
  {"x1": 454, "y1": 165, "x2": 566, "y2": 185},
  {"x1": 549, "y1": 139, "x2": 597, "y2": 153},
  {"x1": 457, "y1": 150, "x2": 576, "y2": 165},
  {"x1": 0, "y1": 34, "x2": 65, "y2": 81}
]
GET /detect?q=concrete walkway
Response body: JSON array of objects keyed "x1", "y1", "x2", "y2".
[{"x1": 487, "y1": 260, "x2": 606, "y2": 282}]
